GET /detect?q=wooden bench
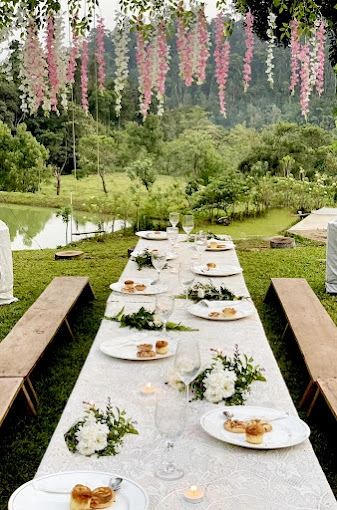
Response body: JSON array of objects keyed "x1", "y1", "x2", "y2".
[
  {"x1": 0, "y1": 276, "x2": 95, "y2": 423},
  {"x1": 307, "y1": 378, "x2": 337, "y2": 419},
  {"x1": 0, "y1": 377, "x2": 36, "y2": 426},
  {"x1": 264, "y1": 278, "x2": 337, "y2": 411}
]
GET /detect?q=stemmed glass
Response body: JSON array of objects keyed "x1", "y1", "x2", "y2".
[
  {"x1": 182, "y1": 215, "x2": 194, "y2": 241},
  {"x1": 174, "y1": 338, "x2": 201, "y2": 405},
  {"x1": 169, "y1": 212, "x2": 180, "y2": 228},
  {"x1": 166, "y1": 226, "x2": 179, "y2": 250},
  {"x1": 155, "y1": 295, "x2": 175, "y2": 337},
  {"x1": 155, "y1": 398, "x2": 186, "y2": 480},
  {"x1": 178, "y1": 265, "x2": 195, "y2": 306},
  {"x1": 151, "y1": 251, "x2": 167, "y2": 284},
  {"x1": 194, "y1": 230, "x2": 208, "y2": 264}
]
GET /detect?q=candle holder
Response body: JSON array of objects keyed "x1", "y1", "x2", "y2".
[
  {"x1": 140, "y1": 382, "x2": 156, "y2": 395},
  {"x1": 183, "y1": 485, "x2": 205, "y2": 504}
]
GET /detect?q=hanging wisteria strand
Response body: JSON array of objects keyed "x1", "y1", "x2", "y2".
[
  {"x1": 214, "y1": 14, "x2": 230, "y2": 117},
  {"x1": 315, "y1": 20, "x2": 326, "y2": 95},
  {"x1": 265, "y1": 12, "x2": 277, "y2": 88},
  {"x1": 176, "y1": 12, "x2": 193, "y2": 86},
  {"x1": 52, "y1": 14, "x2": 69, "y2": 111},
  {"x1": 289, "y1": 19, "x2": 301, "y2": 94},
  {"x1": 95, "y1": 16, "x2": 106, "y2": 91},
  {"x1": 156, "y1": 20, "x2": 170, "y2": 116},
  {"x1": 46, "y1": 16, "x2": 59, "y2": 112},
  {"x1": 81, "y1": 38, "x2": 89, "y2": 112},
  {"x1": 196, "y1": 6, "x2": 210, "y2": 84},
  {"x1": 67, "y1": 26, "x2": 79, "y2": 85},
  {"x1": 114, "y1": 17, "x2": 130, "y2": 118},
  {"x1": 136, "y1": 27, "x2": 153, "y2": 117},
  {"x1": 299, "y1": 41, "x2": 311, "y2": 117},
  {"x1": 243, "y1": 11, "x2": 254, "y2": 91}
]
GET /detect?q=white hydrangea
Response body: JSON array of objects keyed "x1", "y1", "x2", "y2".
[
  {"x1": 75, "y1": 412, "x2": 109, "y2": 456},
  {"x1": 203, "y1": 364, "x2": 237, "y2": 403},
  {"x1": 197, "y1": 288, "x2": 205, "y2": 299}
]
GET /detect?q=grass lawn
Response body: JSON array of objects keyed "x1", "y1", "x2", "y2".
[{"x1": 0, "y1": 210, "x2": 336, "y2": 508}]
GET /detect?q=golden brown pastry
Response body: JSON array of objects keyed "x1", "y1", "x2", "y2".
[
  {"x1": 207, "y1": 263, "x2": 216, "y2": 269},
  {"x1": 137, "y1": 350, "x2": 156, "y2": 358},
  {"x1": 70, "y1": 485, "x2": 92, "y2": 510},
  {"x1": 90, "y1": 487, "x2": 115, "y2": 509},
  {"x1": 134, "y1": 284, "x2": 147, "y2": 291},
  {"x1": 122, "y1": 287, "x2": 135, "y2": 293},
  {"x1": 137, "y1": 343, "x2": 153, "y2": 352},
  {"x1": 224, "y1": 419, "x2": 246, "y2": 433},
  {"x1": 124, "y1": 280, "x2": 134, "y2": 288},
  {"x1": 216, "y1": 244, "x2": 225, "y2": 249},
  {"x1": 246, "y1": 419, "x2": 273, "y2": 433},
  {"x1": 208, "y1": 241, "x2": 218, "y2": 249},
  {"x1": 208, "y1": 311, "x2": 222, "y2": 318},
  {"x1": 245, "y1": 422, "x2": 265, "y2": 444},
  {"x1": 222, "y1": 307, "x2": 237, "y2": 318},
  {"x1": 156, "y1": 340, "x2": 168, "y2": 355}
]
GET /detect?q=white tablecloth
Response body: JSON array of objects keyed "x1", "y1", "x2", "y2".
[
  {"x1": 36, "y1": 236, "x2": 337, "y2": 510},
  {"x1": 0, "y1": 220, "x2": 17, "y2": 304}
]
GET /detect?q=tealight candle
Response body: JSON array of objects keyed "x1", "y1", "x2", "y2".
[
  {"x1": 183, "y1": 485, "x2": 205, "y2": 504},
  {"x1": 140, "y1": 382, "x2": 156, "y2": 395}
]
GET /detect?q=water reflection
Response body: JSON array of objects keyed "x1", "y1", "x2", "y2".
[{"x1": 0, "y1": 204, "x2": 125, "y2": 250}]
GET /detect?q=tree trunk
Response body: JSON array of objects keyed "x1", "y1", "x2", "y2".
[
  {"x1": 99, "y1": 171, "x2": 108, "y2": 194},
  {"x1": 56, "y1": 174, "x2": 61, "y2": 196}
]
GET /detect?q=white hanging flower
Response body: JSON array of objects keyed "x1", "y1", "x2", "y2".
[
  {"x1": 266, "y1": 12, "x2": 277, "y2": 88},
  {"x1": 114, "y1": 16, "x2": 130, "y2": 118}
]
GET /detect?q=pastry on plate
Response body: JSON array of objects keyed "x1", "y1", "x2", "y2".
[
  {"x1": 224, "y1": 419, "x2": 246, "y2": 433},
  {"x1": 134, "y1": 284, "x2": 147, "y2": 291},
  {"x1": 222, "y1": 307, "x2": 237, "y2": 318},
  {"x1": 137, "y1": 343, "x2": 153, "y2": 352},
  {"x1": 208, "y1": 241, "x2": 218, "y2": 249},
  {"x1": 124, "y1": 280, "x2": 134, "y2": 289},
  {"x1": 206, "y1": 263, "x2": 216, "y2": 270},
  {"x1": 245, "y1": 421, "x2": 265, "y2": 444},
  {"x1": 208, "y1": 311, "x2": 222, "y2": 318},
  {"x1": 70, "y1": 484, "x2": 92, "y2": 510},
  {"x1": 137, "y1": 350, "x2": 156, "y2": 358},
  {"x1": 90, "y1": 487, "x2": 115, "y2": 509},
  {"x1": 156, "y1": 340, "x2": 168, "y2": 355},
  {"x1": 246, "y1": 419, "x2": 273, "y2": 433},
  {"x1": 122, "y1": 287, "x2": 135, "y2": 293}
]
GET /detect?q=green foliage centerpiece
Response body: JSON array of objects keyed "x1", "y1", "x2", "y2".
[
  {"x1": 110, "y1": 306, "x2": 197, "y2": 331},
  {"x1": 169, "y1": 346, "x2": 266, "y2": 405},
  {"x1": 180, "y1": 281, "x2": 244, "y2": 302},
  {"x1": 64, "y1": 399, "x2": 138, "y2": 457}
]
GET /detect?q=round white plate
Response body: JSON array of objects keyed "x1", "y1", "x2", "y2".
[
  {"x1": 193, "y1": 264, "x2": 243, "y2": 276},
  {"x1": 136, "y1": 231, "x2": 168, "y2": 240},
  {"x1": 110, "y1": 280, "x2": 167, "y2": 295},
  {"x1": 200, "y1": 406, "x2": 310, "y2": 449},
  {"x1": 131, "y1": 249, "x2": 176, "y2": 260},
  {"x1": 206, "y1": 240, "x2": 235, "y2": 251},
  {"x1": 8, "y1": 470, "x2": 149, "y2": 510},
  {"x1": 101, "y1": 335, "x2": 177, "y2": 361},
  {"x1": 187, "y1": 300, "x2": 254, "y2": 320}
]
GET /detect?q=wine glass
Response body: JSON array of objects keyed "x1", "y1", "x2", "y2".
[
  {"x1": 169, "y1": 212, "x2": 180, "y2": 228},
  {"x1": 166, "y1": 226, "x2": 179, "y2": 250},
  {"x1": 182, "y1": 215, "x2": 194, "y2": 240},
  {"x1": 151, "y1": 251, "x2": 167, "y2": 284},
  {"x1": 178, "y1": 265, "x2": 195, "y2": 306},
  {"x1": 194, "y1": 230, "x2": 208, "y2": 264},
  {"x1": 155, "y1": 295, "x2": 175, "y2": 337},
  {"x1": 174, "y1": 338, "x2": 201, "y2": 405},
  {"x1": 155, "y1": 398, "x2": 186, "y2": 480}
]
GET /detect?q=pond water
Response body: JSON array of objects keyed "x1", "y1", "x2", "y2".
[{"x1": 0, "y1": 203, "x2": 126, "y2": 250}]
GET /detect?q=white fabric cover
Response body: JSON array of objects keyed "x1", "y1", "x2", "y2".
[
  {"x1": 326, "y1": 217, "x2": 337, "y2": 293},
  {"x1": 0, "y1": 220, "x2": 18, "y2": 304}
]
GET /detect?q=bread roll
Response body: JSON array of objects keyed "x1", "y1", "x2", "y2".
[
  {"x1": 224, "y1": 419, "x2": 246, "y2": 433},
  {"x1": 70, "y1": 484, "x2": 92, "y2": 510},
  {"x1": 90, "y1": 486, "x2": 115, "y2": 509},
  {"x1": 156, "y1": 340, "x2": 168, "y2": 355},
  {"x1": 245, "y1": 422, "x2": 265, "y2": 444}
]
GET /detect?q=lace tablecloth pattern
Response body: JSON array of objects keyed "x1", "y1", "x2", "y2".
[{"x1": 36, "y1": 236, "x2": 337, "y2": 510}]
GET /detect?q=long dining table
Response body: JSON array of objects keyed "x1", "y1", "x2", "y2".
[{"x1": 31, "y1": 234, "x2": 337, "y2": 510}]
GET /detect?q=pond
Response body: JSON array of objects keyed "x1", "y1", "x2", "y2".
[{"x1": 0, "y1": 203, "x2": 127, "y2": 250}]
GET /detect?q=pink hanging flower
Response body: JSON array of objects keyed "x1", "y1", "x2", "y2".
[
  {"x1": 289, "y1": 19, "x2": 301, "y2": 94},
  {"x1": 67, "y1": 26, "x2": 79, "y2": 84},
  {"x1": 196, "y1": 6, "x2": 210, "y2": 84},
  {"x1": 136, "y1": 28, "x2": 152, "y2": 117},
  {"x1": 315, "y1": 20, "x2": 326, "y2": 95},
  {"x1": 176, "y1": 13, "x2": 193, "y2": 86},
  {"x1": 46, "y1": 16, "x2": 59, "y2": 111},
  {"x1": 95, "y1": 16, "x2": 106, "y2": 91},
  {"x1": 156, "y1": 20, "x2": 170, "y2": 115},
  {"x1": 25, "y1": 22, "x2": 47, "y2": 112},
  {"x1": 299, "y1": 41, "x2": 311, "y2": 117},
  {"x1": 81, "y1": 38, "x2": 89, "y2": 112},
  {"x1": 243, "y1": 11, "x2": 254, "y2": 91},
  {"x1": 214, "y1": 14, "x2": 230, "y2": 117}
]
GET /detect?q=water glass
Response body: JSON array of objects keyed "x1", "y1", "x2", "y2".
[
  {"x1": 174, "y1": 338, "x2": 201, "y2": 405},
  {"x1": 178, "y1": 266, "x2": 195, "y2": 306},
  {"x1": 182, "y1": 215, "x2": 194, "y2": 240},
  {"x1": 155, "y1": 398, "x2": 186, "y2": 480},
  {"x1": 169, "y1": 212, "x2": 180, "y2": 228},
  {"x1": 194, "y1": 230, "x2": 208, "y2": 263},
  {"x1": 151, "y1": 251, "x2": 167, "y2": 284},
  {"x1": 155, "y1": 295, "x2": 175, "y2": 337},
  {"x1": 166, "y1": 226, "x2": 179, "y2": 249}
]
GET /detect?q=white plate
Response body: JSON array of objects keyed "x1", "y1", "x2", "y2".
[
  {"x1": 193, "y1": 264, "x2": 243, "y2": 276},
  {"x1": 136, "y1": 231, "x2": 168, "y2": 240},
  {"x1": 131, "y1": 249, "x2": 176, "y2": 260},
  {"x1": 187, "y1": 300, "x2": 254, "y2": 321},
  {"x1": 8, "y1": 470, "x2": 149, "y2": 510},
  {"x1": 101, "y1": 334, "x2": 177, "y2": 360},
  {"x1": 110, "y1": 279, "x2": 167, "y2": 295},
  {"x1": 206, "y1": 240, "x2": 235, "y2": 251},
  {"x1": 200, "y1": 406, "x2": 310, "y2": 449}
]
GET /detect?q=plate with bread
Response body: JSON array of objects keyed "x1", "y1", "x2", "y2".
[
  {"x1": 136, "y1": 230, "x2": 168, "y2": 240},
  {"x1": 100, "y1": 334, "x2": 177, "y2": 361},
  {"x1": 200, "y1": 406, "x2": 310, "y2": 449},
  {"x1": 8, "y1": 470, "x2": 149, "y2": 510},
  {"x1": 187, "y1": 301, "x2": 254, "y2": 321},
  {"x1": 192, "y1": 264, "x2": 243, "y2": 276},
  {"x1": 110, "y1": 279, "x2": 167, "y2": 295},
  {"x1": 206, "y1": 240, "x2": 235, "y2": 251}
]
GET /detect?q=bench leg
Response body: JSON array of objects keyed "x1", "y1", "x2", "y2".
[
  {"x1": 300, "y1": 380, "x2": 315, "y2": 409},
  {"x1": 21, "y1": 384, "x2": 37, "y2": 415},
  {"x1": 26, "y1": 377, "x2": 39, "y2": 407},
  {"x1": 306, "y1": 385, "x2": 320, "y2": 418},
  {"x1": 64, "y1": 318, "x2": 74, "y2": 340},
  {"x1": 264, "y1": 282, "x2": 277, "y2": 304}
]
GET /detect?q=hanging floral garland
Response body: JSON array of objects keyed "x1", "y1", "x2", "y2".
[
  {"x1": 95, "y1": 15, "x2": 106, "y2": 91},
  {"x1": 67, "y1": 25, "x2": 80, "y2": 85},
  {"x1": 289, "y1": 19, "x2": 301, "y2": 95},
  {"x1": 135, "y1": 26, "x2": 153, "y2": 118},
  {"x1": 299, "y1": 41, "x2": 311, "y2": 117},
  {"x1": 214, "y1": 14, "x2": 230, "y2": 117},
  {"x1": 113, "y1": 16, "x2": 130, "y2": 118},
  {"x1": 156, "y1": 20, "x2": 170, "y2": 116},
  {"x1": 265, "y1": 12, "x2": 277, "y2": 88},
  {"x1": 81, "y1": 38, "x2": 89, "y2": 112},
  {"x1": 243, "y1": 11, "x2": 254, "y2": 92},
  {"x1": 315, "y1": 20, "x2": 326, "y2": 95}
]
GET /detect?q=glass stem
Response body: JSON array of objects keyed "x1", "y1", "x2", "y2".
[
  {"x1": 163, "y1": 319, "x2": 167, "y2": 337},
  {"x1": 186, "y1": 383, "x2": 190, "y2": 404},
  {"x1": 164, "y1": 440, "x2": 176, "y2": 473}
]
